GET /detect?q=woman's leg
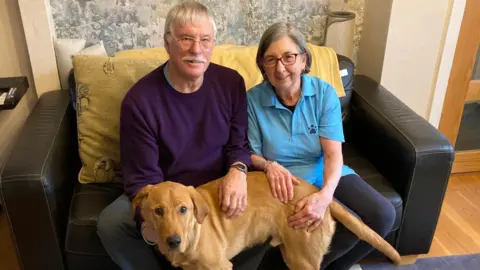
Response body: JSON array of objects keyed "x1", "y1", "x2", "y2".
[
  {"x1": 321, "y1": 174, "x2": 396, "y2": 270},
  {"x1": 320, "y1": 200, "x2": 361, "y2": 270}
]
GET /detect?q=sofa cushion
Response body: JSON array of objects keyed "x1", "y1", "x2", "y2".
[
  {"x1": 65, "y1": 182, "x2": 123, "y2": 257},
  {"x1": 72, "y1": 55, "x2": 164, "y2": 184},
  {"x1": 343, "y1": 143, "x2": 403, "y2": 230}
]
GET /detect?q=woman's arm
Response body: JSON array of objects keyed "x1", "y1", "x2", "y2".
[
  {"x1": 319, "y1": 137, "x2": 343, "y2": 197},
  {"x1": 287, "y1": 137, "x2": 342, "y2": 231},
  {"x1": 251, "y1": 153, "x2": 272, "y2": 171}
]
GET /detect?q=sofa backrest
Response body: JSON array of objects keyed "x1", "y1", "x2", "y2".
[
  {"x1": 338, "y1": 54, "x2": 354, "y2": 122},
  {"x1": 68, "y1": 47, "x2": 355, "y2": 120}
]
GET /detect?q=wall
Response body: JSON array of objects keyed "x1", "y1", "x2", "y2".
[
  {"x1": 356, "y1": 0, "x2": 464, "y2": 127},
  {"x1": 0, "y1": 0, "x2": 38, "y2": 166},
  {"x1": 14, "y1": 0, "x2": 466, "y2": 130},
  {"x1": 380, "y1": 0, "x2": 453, "y2": 120},
  {"x1": 50, "y1": 0, "x2": 365, "y2": 58},
  {"x1": 355, "y1": 0, "x2": 393, "y2": 82}
]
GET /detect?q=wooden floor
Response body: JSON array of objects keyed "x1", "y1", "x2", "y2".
[
  {"x1": 421, "y1": 172, "x2": 480, "y2": 258},
  {"x1": 1, "y1": 173, "x2": 480, "y2": 269},
  {"x1": 0, "y1": 205, "x2": 21, "y2": 270}
]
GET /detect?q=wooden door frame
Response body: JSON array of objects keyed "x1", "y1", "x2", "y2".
[{"x1": 438, "y1": 0, "x2": 480, "y2": 173}]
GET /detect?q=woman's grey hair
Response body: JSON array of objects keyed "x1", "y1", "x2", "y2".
[
  {"x1": 256, "y1": 22, "x2": 312, "y2": 79},
  {"x1": 164, "y1": 1, "x2": 217, "y2": 38}
]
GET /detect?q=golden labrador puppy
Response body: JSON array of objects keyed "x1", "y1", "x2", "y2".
[{"x1": 133, "y1": 171, "x2": 402, "y2": 270}]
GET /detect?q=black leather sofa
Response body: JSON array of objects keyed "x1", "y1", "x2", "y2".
[{"x1": 0, "y1": 55, "x2": 454, "y2": 270}]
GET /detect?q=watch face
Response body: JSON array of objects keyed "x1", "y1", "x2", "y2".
[
  {"x1": 237, "y1": 164, "x2": 246, "y2": 170},
  {"x1": 233, "y1": 163, "x2": 247, "y2": 172}
]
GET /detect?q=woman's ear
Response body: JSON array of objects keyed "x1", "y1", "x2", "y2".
[{"x1": 301, "y1": 53, "x2": 307, "y2": 65}]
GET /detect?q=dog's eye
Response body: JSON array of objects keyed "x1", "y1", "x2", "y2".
[
  {"x1": 179, "y1": 206, "x2": 187, "y2": 214},
  {"x1": 155, "y1": 208, "x2": 164, "y2": 216}
]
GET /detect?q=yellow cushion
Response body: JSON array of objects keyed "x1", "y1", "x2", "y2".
[
  {"x1": 72, "y1": 55, "x2": 165, "y2": 184},
  {"x1": 115, "y1": 44, "x2": 346, "y2": 97}
]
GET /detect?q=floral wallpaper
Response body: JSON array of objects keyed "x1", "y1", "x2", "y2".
[{"x1": 51, "y1": 0, "x2": 364, "y2": 61}]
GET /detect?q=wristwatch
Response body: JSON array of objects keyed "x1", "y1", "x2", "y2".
[{"x1": 230, "y1": 163, "x2": 248, "y2": 174}]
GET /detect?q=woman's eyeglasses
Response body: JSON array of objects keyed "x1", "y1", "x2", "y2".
[{"x1": 263, "y1": 53, "x2": 304, "y2": 68}]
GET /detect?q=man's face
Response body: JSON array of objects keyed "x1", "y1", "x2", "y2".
[{"x1": 164, "y1": 17, "x2": 215, "y2": 80}]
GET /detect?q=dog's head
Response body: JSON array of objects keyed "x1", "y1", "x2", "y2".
[{"x1": 132, "y1": 182, "x2": 210, "y2": 254}]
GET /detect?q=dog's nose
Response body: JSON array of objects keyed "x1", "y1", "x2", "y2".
[{"x1": 166, "y1": 235, "x2": 182, "y2": 249}]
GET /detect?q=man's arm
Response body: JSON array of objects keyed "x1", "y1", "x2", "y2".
[
  {"x1": 224, "y1": 75, "x2": 252, "y2": 169},
  {"x1": 120, "y1": 96, "x2": 164, "y2": 201},
  {"x1": 219, "y1": 74, "x2": 251, "y2": 218}
]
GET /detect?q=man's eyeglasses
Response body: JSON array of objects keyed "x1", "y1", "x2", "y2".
[
  {"x1": 168, "y1": 33, "x2": 215, "y2": 50},
  {"x1": 263, "y1": 53, "x2": 304, "y2": 68}
]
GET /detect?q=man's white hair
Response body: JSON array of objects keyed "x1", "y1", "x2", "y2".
[{"x1": 164, "y1": 1, "x2": 217, "y2": 38}]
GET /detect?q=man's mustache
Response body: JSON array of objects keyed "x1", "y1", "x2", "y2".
[{"x1": 183, "y1": 56, "x2": 207, "y2": 63}]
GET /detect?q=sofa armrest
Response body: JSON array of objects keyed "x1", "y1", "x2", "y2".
[
  {"x1": 346, "y1": 75, "x2": 454, "y2": 255},
  {"x1": 0, "y1": 90, "x2": 80, "y2": 270}
]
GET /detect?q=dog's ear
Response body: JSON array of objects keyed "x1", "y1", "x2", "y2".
[
  {"x1": 188, "y1": 186, "x2": 210, "y2": 224},
  {"x1": 132, "y1": 185, "x2": 153, "y2": 216}
]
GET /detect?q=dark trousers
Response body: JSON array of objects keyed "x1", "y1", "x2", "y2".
[
  {"x1": 258, "y1": 174, "x2": 396, "y2": 270},
  {"x1": 321, "y1": 174, "x2": 396, "y2": 269}
]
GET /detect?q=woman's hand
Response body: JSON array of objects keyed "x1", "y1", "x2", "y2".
[
  {"x1": 287, "y1": 188, "x2": 333, "y2": 232},
  {"x1": 265, "y1": 161, "x2": 300, "y2": 203}
]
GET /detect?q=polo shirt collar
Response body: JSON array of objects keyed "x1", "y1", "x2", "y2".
[{"x1": 260, "y1": 74, "x2": 315, "y2": 107}]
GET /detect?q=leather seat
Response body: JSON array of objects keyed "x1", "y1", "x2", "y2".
[
  {"x1": 65, "y1": 183, "x2": 123, "y2": 270},
  {"x1": 343, "y1": 143, "x2": 403, "y2": 230}
]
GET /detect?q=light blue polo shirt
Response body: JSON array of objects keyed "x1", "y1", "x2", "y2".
[{"x1": 247, "y1": 74, "x2": 356, "y2": 188}]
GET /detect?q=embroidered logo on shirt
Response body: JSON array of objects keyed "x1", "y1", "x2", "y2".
[{"x1": 309, "y1": 125, "x2": 318, "y2": 134}]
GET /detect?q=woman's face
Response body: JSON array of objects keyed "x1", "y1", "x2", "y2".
[{"x1": 262, "y1": 36, "x2": 306, "y2": 92}]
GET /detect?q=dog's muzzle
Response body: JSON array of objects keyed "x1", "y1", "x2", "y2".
[{"x1": 166, "y1": 235, "x2": 182, "y2": 249}]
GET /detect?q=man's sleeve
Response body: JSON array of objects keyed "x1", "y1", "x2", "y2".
[
  {"x1": 120, "y1": 96, "x2": 164, "y2": 201},
  {"x1": 318, "y1": 83, "x2": 345, "y2": 143},
  {"x1": 224, "y1": 74, "x2": 252, "y2": 168}
]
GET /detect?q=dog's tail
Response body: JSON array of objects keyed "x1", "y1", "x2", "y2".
[{"x1": 329, "y1": 200, "x2": 402, "y2": 265}]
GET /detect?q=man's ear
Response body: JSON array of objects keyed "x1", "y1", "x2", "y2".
[
  {"x1": 132, "y1": 185, "x2": 153, "y2": 216},
  {"x1": 164, "y1": 35, "x2": 171, "y2": 54},
  {"x1": 188, "y1": 186, "x2": 210, "y2": 224}
]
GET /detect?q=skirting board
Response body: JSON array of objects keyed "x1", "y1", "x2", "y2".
[{"x1": 452, "y1": 150, "x2": 480, "y2": 173}]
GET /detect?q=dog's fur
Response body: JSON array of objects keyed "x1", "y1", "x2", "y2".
[{"x1": 133, "y1": 171, "x2": 402, "y2": 270}]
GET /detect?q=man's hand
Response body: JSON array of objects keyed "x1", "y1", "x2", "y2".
[{"x1": 219, "y1": 166, "x2": 247, "y2": 218}]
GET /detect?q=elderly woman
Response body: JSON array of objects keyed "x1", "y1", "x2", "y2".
[{"x1": 247, "y1": 22, "x2": 396, "y2": 269}]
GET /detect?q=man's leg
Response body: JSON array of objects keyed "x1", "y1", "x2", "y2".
[
  {"x1": 230, "y1": 240, "x2": 272, "y2": 270},
  {"x1": 321, "y1": 174, "x2": 396, "y2": 270},
  {"x1": 97, "y1": 194, "x2": 175, "y2": 270}
]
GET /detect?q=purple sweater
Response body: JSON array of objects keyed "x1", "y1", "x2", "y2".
[{"x1": 120, "y1": 62, "x2": 251, "y2": 201}]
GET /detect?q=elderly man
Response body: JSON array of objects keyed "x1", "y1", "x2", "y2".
[{"x1": 96, "y1": 2, "x2": 270, "y2": 269}]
